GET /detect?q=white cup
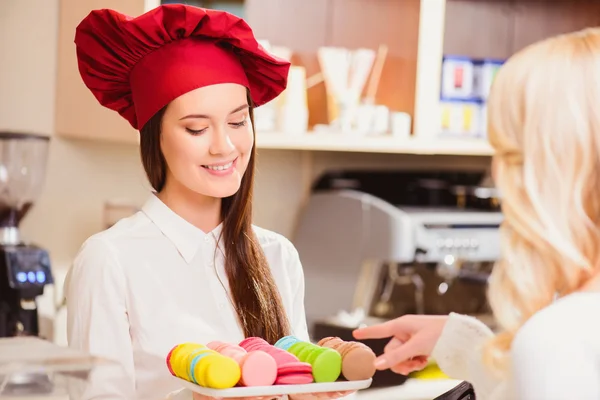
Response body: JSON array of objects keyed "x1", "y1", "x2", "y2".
[{"x1": 391, "y1": 112, "x2": 412, "y2": 138}]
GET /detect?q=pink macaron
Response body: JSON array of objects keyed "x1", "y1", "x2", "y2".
[
  {"x1": 240, "y1": 338, "x2": 299, "y2": 365},
  {"x1": 165, "y1": 345, "x2": 176, "y2": 376},
  {"x1": 239, "y1": 337, "x2": 315, "y2": 385},
  {"x1": 275, "y1": 362, "x2": 314, "y2": 385},
  {"x1": 239, "y1": 351, "x2": 278, "y2": 386},
  {"x1": 208, "y1": 340, "x2": 277, "y2": 386}
]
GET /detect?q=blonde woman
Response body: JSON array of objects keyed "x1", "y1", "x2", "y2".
[{"x1": 353, "y1": 28, "x2": 600, "y2": 400}]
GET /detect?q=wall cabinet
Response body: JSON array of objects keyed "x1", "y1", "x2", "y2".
[{"x1": 54, "y1": 0, "x2": 600, "y2": 154}]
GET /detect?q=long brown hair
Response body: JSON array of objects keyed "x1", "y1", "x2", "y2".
[{"x1": 139, "y1": 93, "x2": 291, "y2": 344}]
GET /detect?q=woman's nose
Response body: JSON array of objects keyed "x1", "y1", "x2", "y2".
[{"x1": 209, "y1": 128, "x2": 235, "y2": 155}]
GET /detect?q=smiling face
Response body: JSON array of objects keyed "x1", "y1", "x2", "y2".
[{"x1": 159, "y1": 83, "x2": 254, "y2": 199}]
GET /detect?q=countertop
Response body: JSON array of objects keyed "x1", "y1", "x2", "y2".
[{"x1": 354, "y1": 378, "x2": 462, "y2": 400}]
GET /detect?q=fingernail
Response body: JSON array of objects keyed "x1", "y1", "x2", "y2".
[{"x1": 374, "y1": 357, "x2": 387, "y2": 369}]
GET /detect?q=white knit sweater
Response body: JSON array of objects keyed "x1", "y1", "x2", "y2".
[{"x1": 431, "y1": 292, "x2": 600, "y2": 400}]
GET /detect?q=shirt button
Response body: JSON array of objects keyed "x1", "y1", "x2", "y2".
[
  {"x1": 218, "y1": 303, "x2": 225, "y2": 309},
  {"x1": 204, "y1": 237, "x2": 210, "y2": 243}
]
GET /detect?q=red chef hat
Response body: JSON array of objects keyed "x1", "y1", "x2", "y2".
[{"x1": 74, "y1": 4, "x2": 290, "y2": 130}]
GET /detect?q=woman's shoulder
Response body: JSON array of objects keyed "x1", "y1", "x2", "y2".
[
  {"x1": 510, "y1": 293, "x2": 600, "y2": 397},
  {"x1": 71, "y1": 212, "x2": 148, "y2": 273},
  {"x1": 251, "y1": 225, "x2": 300, "y2": 260},
  {"x1": 252, "y1": 225, "x2": 296, "y2": 251},
  {"x1": 65, "y1": 223, "x2": 138, "y2": 300},
  {"x1": 251, "y1": 226, "x2": 305, "y2": 286},
  {"x1": 513, "y1": 292, "x2": 600, "y2": 353},
  {"x1": 78, "y1": 211, "x2": 150, "y2": 253}
]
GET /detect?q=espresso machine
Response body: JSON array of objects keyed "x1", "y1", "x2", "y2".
[
  {"x1": 0, "y1": 132, "x2": 53, "y2": 338},
  {"x1": 293, "y1": 169, "x2": 502, "y2": 387}
]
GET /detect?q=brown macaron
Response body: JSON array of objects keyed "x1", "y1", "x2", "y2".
[
  {"x1": 317, "y1": 338, "x2": 376, "y2": 381},
  {"x1": 317, "y1": 337, "x2": 343, "y2": 347}
]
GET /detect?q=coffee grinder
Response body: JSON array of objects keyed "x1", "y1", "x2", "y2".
[{"x1": 0, "y1": 132, "x2": 53, "y2": 337}]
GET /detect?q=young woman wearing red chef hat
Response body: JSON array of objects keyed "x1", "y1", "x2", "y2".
[{"x1": 63, "y1": 4, "x2": 353, "y2": 400}]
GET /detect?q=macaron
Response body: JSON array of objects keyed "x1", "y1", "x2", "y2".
[
  {"x1": 275, "y1": 362, "x2": 314, "y2": 385},
  {"x1": 208, "y1": 340, "x2": 277, "y2": 386},
  {"x1": 188, "y1": 350, "x2": 219, "y2": 385},
  {"x1": 166, "y1": 342, "x2": 241, "y2": 389},
  {"x1": 166, "y1": 346, "x2": 177, "y2": 376},
  {"x1": 317, "y1": 336, "x2": 377, "y2": 381},
  {"x1": 239, "y1": 337, "x2": 299, "y2": 366},
  {"x1": 274, "y1": 335, "x2": 301, "y2": 351},
  {"x1": 199, "y1": 354, "x2": 242, "y2": 389},
  {"x1": 169, "y1": 345, "x2": 208, "y2": 382},
  {"x1": 185, "y1": 347, "x2": 216, "y2": 384},
  {"x1": 238, "y1": 351, "x2": 278, "y2": 386},
  {"x1": 240, "y1": 337, "x2": 314, "y2": 385},
  {"x1": 317, "y1": 337, "x2": 342, "y2": 347},
  {"x1": 239, "y1": 337, "x2": 265, "y2": 350},
  {"x1": 168, "y1": 343, "x2": 206, "y2": 381},
  {"x1": 284, "y1": 339, "x2": 342, "y2": 383}
]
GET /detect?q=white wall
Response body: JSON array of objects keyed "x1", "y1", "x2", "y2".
[{"x1": 0, "y1": 1, "x2": 58, "y2": 135}]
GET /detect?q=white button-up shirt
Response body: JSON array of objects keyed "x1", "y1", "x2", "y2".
[{"x1": 65, "y1": 194, "x2": 309, "y2": 399}]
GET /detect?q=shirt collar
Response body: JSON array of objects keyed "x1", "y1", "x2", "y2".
[{"x1": 141, "y1": 194, "x2": 223, "y2": 263}]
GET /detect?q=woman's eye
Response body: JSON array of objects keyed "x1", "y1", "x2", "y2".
[
  {"x1": 186, "y1": 127, "x2": 207, "y2": 135},
  {"x1": 230, "y1": 120, "x2": 247, "y2": 128}
]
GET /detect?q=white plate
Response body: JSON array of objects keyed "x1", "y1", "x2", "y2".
[{"x1": 175, "y1": 377, "x2": 372, "y2": 398}]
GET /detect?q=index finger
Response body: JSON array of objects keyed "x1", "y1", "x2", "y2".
[
  {"x1": 353, "y1": 317, "x2": 411, "y2": 340},
  {"x1": 352, "y1": 320, "x2": 395, "y2": 340}
]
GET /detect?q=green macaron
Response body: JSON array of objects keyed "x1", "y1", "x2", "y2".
[
  {"x1": 302, "y1": 346, "x2": 341, "y2": 383},
  {"x1": 284, "y1": 340, "x2": 343, "y2": 383}
]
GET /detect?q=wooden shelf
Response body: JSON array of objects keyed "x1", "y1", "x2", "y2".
[
  {"x1": 55, "y1": 0, "x2": 600, "y2": 150},
  {"x1": 256, "y1": 132, "x2": 494, "y2": 156}
]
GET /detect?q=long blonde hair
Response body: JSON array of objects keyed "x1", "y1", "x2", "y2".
[{"x1": 484, "y1": 27, "x2": 600, "y2": 374}]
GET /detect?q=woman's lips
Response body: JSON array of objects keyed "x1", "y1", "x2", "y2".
[{"x1": 201, "y1": 157, "x2": 238, "y2": 176}]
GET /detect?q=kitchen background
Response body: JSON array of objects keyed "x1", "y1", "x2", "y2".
[{"x1": 1, "y1": 0, "x2": 599, "y2": 396}]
